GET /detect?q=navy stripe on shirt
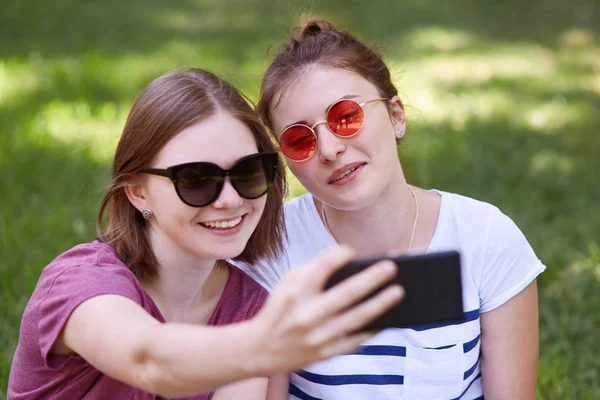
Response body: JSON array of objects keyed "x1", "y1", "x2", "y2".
[
  {"x1": 463, "y1": 334, "x2": 480, "y2": 353},
  {"x1": 464, "y1": 358, "x2": 480, "y2": 380},
  {"x1": 354, "y1": 337, "x2": 478, "y2": 357},
  {"x1": 451, "y1": 372, "x2": 482, "y2": 399},
  {"x1": 353, "y1": 345, "x2": 406, "y2": 357},
  {"x1": 410, "y1": 309, "x2": 480, "y2": 331},
  {"x1": 297, "y1": 370, "x2": 404, "y2": 386},
  {"x1": 289, "y1": 383, "x2": 322, "y2": 400}
]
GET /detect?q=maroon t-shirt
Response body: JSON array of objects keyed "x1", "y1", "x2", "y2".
[{"x1": 8, "y1": 241, "x2": 268, "y2": 400}]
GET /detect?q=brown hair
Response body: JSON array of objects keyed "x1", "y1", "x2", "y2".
[
  {"x1": 97, "y1": 68, "x2": 287, "y2": 282},
  {"x1": 258, "y1": 19, "x2": 399, "y2": 131}
]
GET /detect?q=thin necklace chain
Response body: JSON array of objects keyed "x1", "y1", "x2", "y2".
[{"x1": 321, "y1": 185, "x2": 420, "y2": 254}]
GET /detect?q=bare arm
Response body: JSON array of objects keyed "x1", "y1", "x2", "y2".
[
  {"x1": 211, "y1": 377, "x2": 270, "y2": 400},
  {"x1": 60, "y1": 295, "x2": 264, "y2": 396},
  {"x1": 56, "y1": 246, "x2": 403, "y2": 398},
  {"x1": 209, "y1": 373, "x2": 287, "y2": 400},
  {"x1": 266, "y1": 373, "x2": 290, "y2": 400},
  {"x1": 480, "y1": 281, "x2": 539, "y2": 399}
]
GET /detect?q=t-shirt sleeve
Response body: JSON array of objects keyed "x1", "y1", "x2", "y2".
[
  {"x1": 478, "y1": 208, "x2": 546, "y2": 313},
  {"x1": 37, "y1": 263, "x2": 142, "y2": 369}
]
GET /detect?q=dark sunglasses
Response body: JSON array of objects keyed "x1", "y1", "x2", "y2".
[
  {"x1": 279, "y1": 98, "x2": 388, "y2": 162},
  {"x1": 141, "y1": 152, "x2": 278, "y2": 207}
]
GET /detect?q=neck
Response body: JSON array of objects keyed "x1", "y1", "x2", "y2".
[
  {"x1": 142, "y1": 228, "x2": 229, "y2": 324},
  {"x1": 320, "y1": 177, "x2": 418, "y2": 257}
]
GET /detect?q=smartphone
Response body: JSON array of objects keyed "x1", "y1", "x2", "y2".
[{"x1": 325, "y1": 250, "x2": 464, "y2": 330}]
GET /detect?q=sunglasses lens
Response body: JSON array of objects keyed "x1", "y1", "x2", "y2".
[
  {"x1": 279, "y1": 125, "x2": 317, "y2": 161},
  {"x1": 231, "y1": 153, "x2": 277, "y2": 199},
  {"x1": 327, "y1": 100, "x2": 364, "y2": 137},
  {"x1": 174, "y1": 164, "x2": 223, "y2": 207}
]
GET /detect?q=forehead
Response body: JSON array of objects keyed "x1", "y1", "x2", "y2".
[
  {"x1": 155, "y1": 111, "x2": 258, "y2": 168},
  {"x1": 271, "y1": 66, "x2": 381, "y2": 131}
]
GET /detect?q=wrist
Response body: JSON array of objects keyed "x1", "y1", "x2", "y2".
[{"x1": 235, "y1": 318, "x2": 273, "y2": 378}]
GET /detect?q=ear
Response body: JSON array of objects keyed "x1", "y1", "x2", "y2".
[
  {"x1": 123, "y1": 174, "x2": 149, "y2": 214},
  {"x1": 388, "y1": 96, "x2": 407, "y2": 138}
]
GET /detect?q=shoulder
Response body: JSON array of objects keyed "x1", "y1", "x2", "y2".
[
  {"x1": 44, "y1": 241, "x2": 128, "y2": 273},
  {"x1": 434, "y1": 189, "x2": 540, "y2": 257},
  {"x1": 282, "y1": 193, "x2": 337, "y2": 267},
  {"x1": 32, "y1": 241, "x2": 144, "y2": 310},
  {"x1": 283, "y1": 193, "x2": 334, "y2": 247},
  {"x1": 434, "y1": 191, "x2": 545, "y2": 311},
  {"x1": 436, "y1": 190, "x2": 529, "y2": 246},
  {"x1": 437, "y1": 190, "x2": 499, "y2": 222},
  {"x1": 283, "y1": 193, "x2": 319, "y2": 223},
  {"x1": 37, "y1": 241, "x2": 136, "y2": 289},
  {"x1": 434, "y1": 190, "x2": 508, "y2": 245},
  {"x1": 16, "y1": 242, "x2": 147, "y2": 375}
]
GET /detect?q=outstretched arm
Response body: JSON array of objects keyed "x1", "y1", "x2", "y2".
[{"x1": 56, "y1": 246, "x2": 403, "y2": 398}]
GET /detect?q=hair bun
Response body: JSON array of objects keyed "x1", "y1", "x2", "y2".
[{"x1": 296, "y1": 19, "x2": 339, "y2": 41}]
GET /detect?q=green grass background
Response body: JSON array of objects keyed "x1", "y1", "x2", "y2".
[{"x1": 1, "y1": 0, "x2": 599, "y2": 398}]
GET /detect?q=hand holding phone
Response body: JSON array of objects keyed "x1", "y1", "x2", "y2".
[{"x1": 324, "y1": 251, "x2": 464, "y2": 331}]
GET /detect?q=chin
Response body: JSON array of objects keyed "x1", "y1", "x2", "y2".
[
  {"x1": 182, "y1": 236, "x2": 246, "y2": 262},
  {"x1": 321, "y1": 186, "x2": 378, "y2": 211},
  {"x1": 212, "y1": 243, "x2": 248, "y2": 261}
]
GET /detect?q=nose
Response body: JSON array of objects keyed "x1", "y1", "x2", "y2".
[
  {"x1": 212, "y1": 177, "x2": 243, "y2": 209},
  {"x1": 315, "y1": 123, "x2": 346, "y2": 162}
]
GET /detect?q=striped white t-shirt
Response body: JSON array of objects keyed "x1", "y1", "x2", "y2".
[{"x1": 235, "y1": 191, "x2": 545, "y2": 400}]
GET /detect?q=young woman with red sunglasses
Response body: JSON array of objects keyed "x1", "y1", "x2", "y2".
[
  {"x1": 235, "y1": 20, "x2": 545, "y2": 399},
  {"x1": 8, "y1": 68, "x2": 404, "y2": 400}
]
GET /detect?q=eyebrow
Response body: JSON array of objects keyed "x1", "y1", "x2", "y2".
[{"x1": 282, "y1": 94, "x2": 361, "y2": 131}]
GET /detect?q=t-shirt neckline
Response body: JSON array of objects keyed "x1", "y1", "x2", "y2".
[{"x1": 307, "y1": 189, "x2": 446, "y2": 254}]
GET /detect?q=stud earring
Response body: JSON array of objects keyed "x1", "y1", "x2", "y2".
[
  {"x1": 397, "y1": 128, "x2": 405, "y2": 138},
  {"x1": 142, "y1": 208, "x2": 153, "y2": 220}
]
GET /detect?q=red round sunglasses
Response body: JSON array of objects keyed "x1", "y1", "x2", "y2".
[{"x1": 278, "y1": 97, "x2": 389, "y2": 162}]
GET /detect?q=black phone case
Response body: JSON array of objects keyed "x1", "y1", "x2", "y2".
[{"x1": 325, "y1": 251, "x2": 464, "y2": 331}]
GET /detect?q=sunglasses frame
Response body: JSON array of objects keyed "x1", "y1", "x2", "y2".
[
  {"x1": 279, "y1": 97, "x2": 389, "y2": 162},
  {"x1": 141, "y1": 152, "x2": 278, "y2": 208}
]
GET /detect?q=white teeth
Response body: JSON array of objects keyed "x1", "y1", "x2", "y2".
[
  {"x1": 334, "y1": 166, "x2": 358, "y2": 181},
  {"x1": 200, "y1": 216, "x2": 243, "y2": 229}
]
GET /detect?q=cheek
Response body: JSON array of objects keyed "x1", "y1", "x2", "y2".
[
  {"x1": 356, "y1": 121, "x2": 397, "y2": 159},
  {"x1": 287, "y1": 162, "x2": 317, "y2": 184},
  {"x1": 287, "y1": 162, "x2": 327, "y2": 196},
  {"x1": 248, "y1": 195, "x2": 268, "y2": 217}
]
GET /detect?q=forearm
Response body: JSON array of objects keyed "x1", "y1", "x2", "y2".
[
  {"x1": 211, "y1": 377, "x2": 270, "y2": 400},
  {"x1": 137, "y1": 320, "x2": 267, "y2": 397},
  {"x1": 266, "y1": 373, "x2": 290, "y2": 400}
]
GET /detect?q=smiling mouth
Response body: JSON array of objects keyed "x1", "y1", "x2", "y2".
[
  {"x1": 332, "y1": 166, "x2": 359, "y2": 182},
  {"x1": 199, "y1": 216, "x2": 243, "y2": 229}
]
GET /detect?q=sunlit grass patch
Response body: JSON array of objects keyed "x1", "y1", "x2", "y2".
[
  {"x1": 538, "y1": 244, "x2": 600, "y2": 399},
  {"x1": 0, "y1": 61, "x2": 41, "y2": 106},
  {"x1": 402, "y1": 26, "x2": 477, "y2": 53},
  {"x1": 31, "y1": 100, "x2": 124, "y2": 162}
]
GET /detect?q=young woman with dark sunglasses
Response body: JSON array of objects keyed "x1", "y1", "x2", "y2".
[
  {"x1": 234, "y1": 20, "x2": 546, "y2": 399},
  {"x1": 7, "y1": 68, "x2": 404, "y2": 400}
]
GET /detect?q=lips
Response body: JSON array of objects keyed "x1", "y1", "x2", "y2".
[
  {"x1": 327, "y1": 162, "x2": 366, "y2": 184},
  {"x1": 199, "y1": 215, "x2": 244, "y2": 230}
]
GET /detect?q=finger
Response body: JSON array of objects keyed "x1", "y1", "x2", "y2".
[
  {"x1": 311, "y1": 260, "x2": 399, "y2": 321},
  {"x1": 304, "y1": 245, "x2": 356, "y2": 288},
  {"x1": 307, "y1": 285, "x2": 404, "y2": 345},
  {"x1": 319, "y1": 331, "x2": 375, "y2": 359}
]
